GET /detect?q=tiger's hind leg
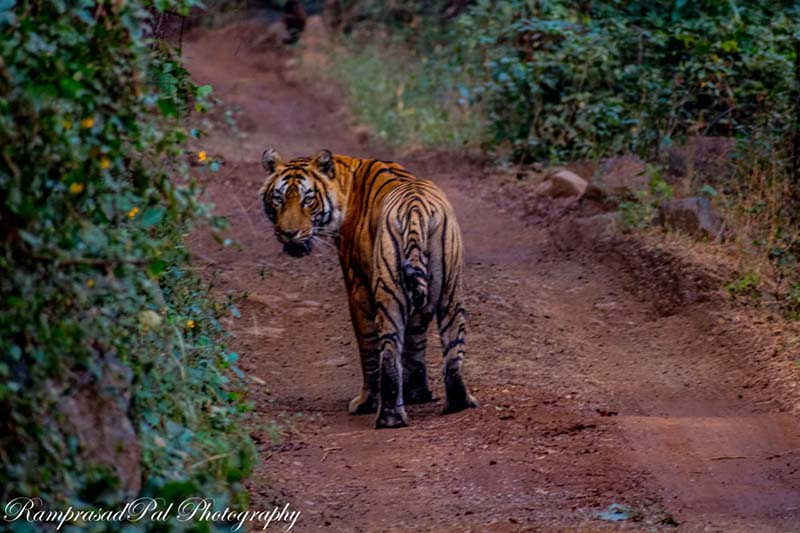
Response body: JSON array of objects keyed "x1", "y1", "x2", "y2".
[
  {"x1": 429, "y1": 214, "x2": 477, "y2": 415},
  {"x1": 402, "y1": 311, "x2": 435, "y2": 405},
  {"x1": 437, "y1": 298, "x2": 478, "y2": 414},
  {"x1": 374, "y1": 298, "x2": 408, "y2": 428},
  {"x1": 373, "y1": 246, "x2": 410, "y2": 428}
]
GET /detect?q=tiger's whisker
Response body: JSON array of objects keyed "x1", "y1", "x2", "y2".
[
  {"x1": 312, "y1": 236, "x2": 336, "y2": 251},
  {"x1": 311, "y1": 236, "x2": 337, "y2": 257}
]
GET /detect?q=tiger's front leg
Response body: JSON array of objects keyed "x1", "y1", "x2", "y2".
[{"x1": 346, "y1": 282, "x2": 380, "y2": 415}]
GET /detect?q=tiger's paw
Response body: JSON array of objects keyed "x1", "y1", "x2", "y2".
[
  {"x1": 375, "y1": 405, "x2": 409, "y2": 429},
  {"x1": 348, "y1": 393, "x2": 378, "y2": 415},
  {"x1": 442, "y1": 393, "x2": 478, "y2": 415}
]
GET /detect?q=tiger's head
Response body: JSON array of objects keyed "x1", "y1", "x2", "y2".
[{"x1": 258, "y1": 148, "x2": 343, "y2": 257}]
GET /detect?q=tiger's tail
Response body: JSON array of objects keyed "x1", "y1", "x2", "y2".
[{"x1": 401, "y1": 206, "x2": 429, "y2": 310}]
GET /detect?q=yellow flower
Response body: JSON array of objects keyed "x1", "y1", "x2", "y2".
[
  {"x1": 127, "y1": 206, "x2": 139, "y2": 219},
  {"x1": 87, "y1": 279, "x2": 95, "y2": 288},
  {"x1": 80, "y1": 117, "x2": 95, "y2": 129},
  {"x1": 63, "y1": 119, "x2": 73, "y2": 130},
  {"x1": 69, "y1": 182, "x2": 85, "y2": 195},
  {"x1": 99, "y1": 157, "x2": 111, "y2": 170},
  {"x1": 186, "y1": 319, "x2": 195, "y2": 329},
  {"x1": 197, "y1": 151, "x2": 207, "y2": 162}
]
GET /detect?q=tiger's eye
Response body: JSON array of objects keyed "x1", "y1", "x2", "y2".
[{"x1": 303, "y1": 195, "x2": 316, "y2": 207}]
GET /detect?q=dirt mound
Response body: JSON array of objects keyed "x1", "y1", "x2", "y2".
[{"x1": 604, "y1": 236, "x2": 719, "y2": 316}]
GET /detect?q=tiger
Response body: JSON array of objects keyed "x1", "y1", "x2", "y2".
[{"x1": 258, "y1": 148, "x2": 478, "y2": 428}]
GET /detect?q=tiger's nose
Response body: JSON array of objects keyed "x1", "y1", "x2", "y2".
[{"x1": 280, "y1": 229, "x2": 300, "y2": 240}]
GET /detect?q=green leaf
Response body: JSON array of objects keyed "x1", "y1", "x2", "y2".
[
  {"x1": 157, "y1": 98, "x2": 178, "y2": 118},
  {"x1": 155, "y1": 480, "x2": 198, "y2": 503},
  {"x1": 59, "y1": 78, "x2": 84, "y2": 98},
  {"x1": 0, "y1": 0, "x2": 14, "y2": 25},
  {"x1": 196, "y1": 84, "x2": 213, "y2": 98},
  {"x1": 141, "y1": 207, "x2": 166, "y2": 228},
  {"x1": 18, "y1": 230, "x2": 41, "y2": 247},
  {"x1": 9, "y1": 345, "x2": 21, "y2": 360},
  {"x1": 148, "y1": 258, "x2": 167, "y2": 277},
  {"x1": 700, "y1": 184, "x2": 718, "y2": 197}
]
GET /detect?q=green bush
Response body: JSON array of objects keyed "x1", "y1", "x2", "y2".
[
  {"x1": 0, "y1": 0, "x2": 254, "y2": 512},
  {"x1": 331, "y1": 0, "x2": 799, "y2": 163},
  {"x1": 453, "y1": 0, "x2": 799, "y2": 162}
]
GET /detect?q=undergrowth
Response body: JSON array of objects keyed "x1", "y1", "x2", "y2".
[
  {"x1": 721, "y1": 144, "x2": 800, "y2": 318},
  {"x1": 327, "y1": 41, "x2": 481, "y2": 149},
  {"x1": 0, "y1": 0, "x2": 256, "y2": 517}
]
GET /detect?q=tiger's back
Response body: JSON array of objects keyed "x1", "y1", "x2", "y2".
[{"x1": 338, "y1": 161, "x2": 461, "y2": 307}]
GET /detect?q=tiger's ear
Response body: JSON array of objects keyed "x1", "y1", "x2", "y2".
[
  {"x1": 312, "y1": 149, "x2": 334, "y2": 175},
  {"x1": 262, "y1": 148, "x2": 281, "y2": 174}
]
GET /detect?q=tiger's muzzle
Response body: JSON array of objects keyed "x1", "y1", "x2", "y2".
[
  {"x1": 276, "y1": 229, "x2": 313, "y2": 257},
  {"x1": 282, "y1": 239, "x2": 313, "y2": 257}
]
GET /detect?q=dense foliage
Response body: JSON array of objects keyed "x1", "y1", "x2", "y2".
[
  {"x1": 455, "y1": 0, "x2": 799, "y2": 161},
  {"x1": 0, "y1": 0, "x2": 254, "y2": 514},
  {"x1": 336, "y1": 0, "x2": 799, "y2": 162}
]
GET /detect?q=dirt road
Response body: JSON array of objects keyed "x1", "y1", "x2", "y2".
[{"x1": 183, "y1": 24, "x2": 800, "y2": 532}]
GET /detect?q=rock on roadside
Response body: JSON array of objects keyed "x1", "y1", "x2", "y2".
[
  {"x1": 553, "y1": 213, "x2": 619, "y2": 251},
  {"x1": 56, "y1": 356, "x2": 141, "y2": 498},
  {"x1": 658, "y1": 196, "x2": 722, "y2": 240},
  {"x1": 668, "y1": 136, "x2": 736, "y2": 182},
  {"x1": 583, "y1": 156, "x2": 648, "y2": 209},
  {"x1": 535, "y1": 169, "x2": 588, "y2": 198}
]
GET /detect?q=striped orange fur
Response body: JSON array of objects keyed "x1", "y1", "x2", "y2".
[{"x1": 258, "y1": 149, "x2": 477, "y2": 428}]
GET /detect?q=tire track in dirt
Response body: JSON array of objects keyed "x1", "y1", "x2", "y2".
[{"x1": 183, "y1": 25, "x2": 800, "y2": 532}]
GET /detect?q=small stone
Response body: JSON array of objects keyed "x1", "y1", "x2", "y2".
[{"x1": 536, "y1": 169, "x2": 588, "y2": 198}]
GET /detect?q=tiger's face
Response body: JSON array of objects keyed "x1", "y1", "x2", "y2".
[{"x1": 258, "y1": 148, "x2": 342, "y2": 257}]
